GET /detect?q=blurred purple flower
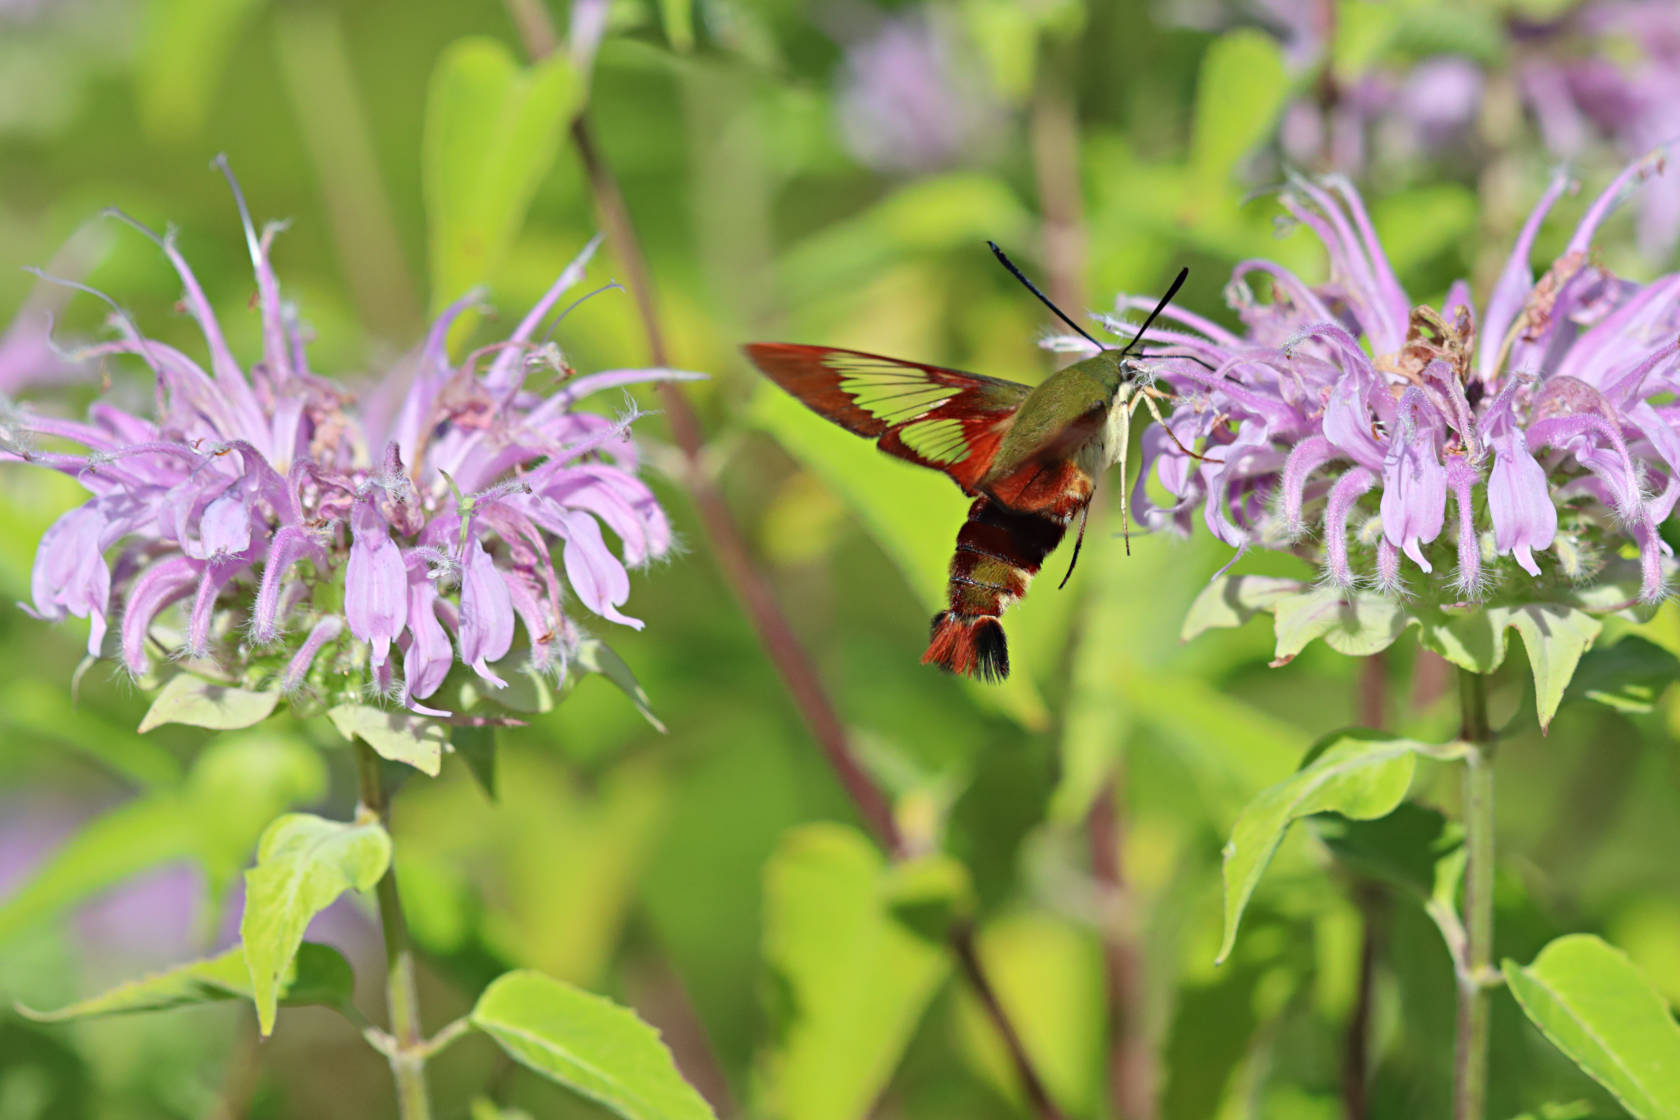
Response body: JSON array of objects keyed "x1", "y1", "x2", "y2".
[
  {"x1": 1053, "y1": 155, "x2": 1680, "y2": 601},
  {"x1": 1518, "y1": 0, "x2": 1680, "y2": 257},
  {"x1": 4, "y1": 159, "x2": 698, "y2": 715},
  {"x1": 833, "y1": 11, "x2": 999, "y2": 174}
]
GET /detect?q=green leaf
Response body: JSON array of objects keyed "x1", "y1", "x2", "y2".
[
  {"x1": 0, "y1": 794, "x2": 197, "y2": 943},
  {"x1": 1219, "y1": 731, "x2": 1425, "y2": 962},
  {"x1": 18, "y1": 942, "x2": 352, "y2": 1022},
  {"x1": 1190, "y1": 30, "x2": 1290, "y2": 185},
  {"x1": 658, "y1": 0, "x2": 694, "y2": 51},
  {"x1": 423, "y1": 38, "x2": 584, "y2": 312},
  {"x1": 186, "y1": 732, "x2": 330, "y2": 900},
  {"x1": 470, "y1": 970, "x2": 717, "y2": 1120},
  {"x1": 240, "y1": 813, "x2": 391, "y2": 1036},
  {"x1": 1180, "y1": 574, "x2": 1305, "y2": 643},
  {"x1": 138, "y1": 674, "x2": 281, "y2": 733},
  {"x1": 575, "y1": 640, "x2": 666, "y2": 733},
  {"x1": 1271, "y1": 587, "x2": 1410, "y2": 664},
  {"x1": 757, "y1": 824, "x2": 955, "y2": 1120},
  {"x1": 135, "y1": 0, "x2": 262, "y2": 139},
  {"x1": 0, "y1": 679, "x2": 181, "y2": 787},
  {"x1": 1314, "y1": 802, "x2": 1464, "y2": 904},
  {"x1": 1504, "y1": 934, "x2": 1680, "y2": 1119},
  {"x1": 1563, "y1": 634, "x2": 1678, "y2": 714},
  {"x1": 1508, "y1": 605, "x2": 1603, "y2": 732},
  {"x1": 326, "y1": 703, "x2": 447, "y2": 776},
  {"x1": 453, "y1": 724, "x2": 498, "y2": 798}
]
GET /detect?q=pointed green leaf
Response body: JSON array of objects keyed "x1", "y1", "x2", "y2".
[
  {"x1": 1180, "y1": 574, "x2": 1304, "y2": 643},
  {"x1": 240, "y1": 813, "x2": 391, "y2": 1036},
  {"x1": 453, "y1": 724, "x2": 498, "y2": 798},
  {"x1": 138, "y1": 674, "x2": 281, "y2": 733},
  {"x1": 1565, "y1": 635, "x2": 1680, "y2": 714},
  {"x1": 1271, "y1": 587, "x2": 1409, "y2": 664},
  {"x1": 575, "y1": 640, "x2": 666, "y2": 733},
  {"x1": 1504, "y1": 934, "x2": 1680, "y2": 1119},
  {"x1": 1190, "y1": 30, "x2": 1289, "y2": 184},
  {"x1": 470, "y1": 970, "x2": 716, "y2": 1120},
  {"x1": 423, "y1": 38, "x2": 584, "y2": 311},
  {"x1": 1313, "y1": 802, "x2": 1464, "y2": 904},
  {"x1": 1219, "y1": 731, "x2": 1425, "y2": 962},
  {"x1": 757, "y1": 824, "x2": 954, "y2": 1120},
  {"x1": 0, "y1": 679, "x2": 181, "y2": 787},
  {"x1": 1508, "y1": 604, "x2": 1602, "y2": 732},
  {"x1": 18, "y1": 942, "x2": 352, "y2": 1022},
  {"x1": 327, "y1": 703, "x2": 447, "y2": 776},
  {"x1": 657, "y1": 0, "x2": 693, "y2": 51},
  {"x1": 186, "y1": 732, "x2": 329, "y2": 900}
]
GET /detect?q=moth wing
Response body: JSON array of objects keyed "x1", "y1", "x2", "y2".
[{"x1": 745, "y1": 343, "x2": 1032, "y2": 492}]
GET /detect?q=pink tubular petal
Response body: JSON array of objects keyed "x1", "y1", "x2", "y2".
[
  {"x1": 1487, "y1": 428, "x2": 1556, "y2": 577},
  {"x1": 252, "y1": 525, "x2": 325, "y2": 642},
  {"x1": 121, "y1": 555, "x2": 200, "y2": 675},
  {"x1": 458, "y1": 537, "x2": 515, "y2": 686},
  {"x1": 502, "y1": 567, "x2": 557, "y2": 671},
  {"x1": 1379, "y1": 391, "x2": 1447, "y2": 572},
  {"x1": 555, "y1": 510, "x2": 640, "y2": 628},
  {"x1": 1323, "y1": 467, "x2": 1377, "y2": 586},
  {"x1": 215, "y1": 156, "x2": 292, "y2": 391},
  {"x1": 345, "y1": 501, "x2": 407, "y2": 669},
  {"x1": 483, "y1": 235, "x2": 603, "y2": 395},
  {"x1": 1280, "y1": 436, "x2": 1337, "y2": 536},
  {"x1": 1565, "y1": 149, "x2": 1667, "y2": 259},
  {"x1": 402, "y1": 573, "x2": 453, "y2": 702},
  {"x1": 1477, "y1": 172, "x2": 1570, "y2": 382},
  {"x1": 283, "y1": 616, "x2": 343, "y2": 691},
  {"x1": 1444, "y1": 456, "x2": 1482, "y2": 596}
]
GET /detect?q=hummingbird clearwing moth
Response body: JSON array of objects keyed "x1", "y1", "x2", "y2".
[{"x1": 746, "y1": 245, "x2": 1199, "y2": 682}]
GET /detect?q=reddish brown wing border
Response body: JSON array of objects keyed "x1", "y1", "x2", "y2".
[{"x1": 744, "y1": 343, "x2": 1031, "y2": 492}]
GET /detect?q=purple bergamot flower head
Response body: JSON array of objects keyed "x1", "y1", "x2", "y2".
[
  {"x1": 1054, "y1": 153, "x2": 1680, "y2": 606},
  {"x1": 5, "y1": 158, "x2": 698, "y2": 718}
]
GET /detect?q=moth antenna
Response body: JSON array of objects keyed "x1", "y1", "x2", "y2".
[
  {"x1": 987, "y1": 241, "x2": 1106, "y2": 350},
  {"x1": 1137, "y1": 348, "x2": 1218, "y2": 372},
  {"x1": 1119, "y1": 267, "x2": 1190, "y2": 358}
]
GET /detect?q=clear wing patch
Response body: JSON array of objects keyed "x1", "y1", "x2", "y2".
[
  {"x1": 827, "y1": 356, "x2": 960, "y2": 425},
  {"x1": 897, "y1": 417, "x2": 971, "y2": 464}
]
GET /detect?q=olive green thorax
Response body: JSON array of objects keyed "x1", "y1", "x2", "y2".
[{"x1": 987, "y1": 350, "x2": 1135, "y2": 479}]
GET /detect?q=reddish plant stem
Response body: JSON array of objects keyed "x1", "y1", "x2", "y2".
[
  {"x1": 567, "y1": 115, "x2": 903, "y2": 856},
  {"x1": 1090, "y1": 784, "x2": 1153, "y2": 1119},
  {"x1": 1342, "y1": 885, "x2": 1383, "y2": 1120},
  {"x1": 951, "y1": 921, "x2": 1066, "y2": 1120},
  {"x1": 507, "y1": 6, "x2": 1061, "y2": 1112}
]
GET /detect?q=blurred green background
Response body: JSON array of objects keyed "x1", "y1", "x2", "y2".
[{"x1": 4, "y1": 0, "x2": 1680, "y2": 1117}]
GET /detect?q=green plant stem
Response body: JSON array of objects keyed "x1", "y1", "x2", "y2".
[
  {"x1": 1454, "y1": 670, "x2": 1496, "y2": 1120},
  {"x1": 356, "y1": 743, "x2": 431, "y2": 1120}
]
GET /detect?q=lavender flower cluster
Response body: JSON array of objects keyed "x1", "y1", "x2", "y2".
[
  {"x1": 6, "y1": 162, "x2": 693, "y2": 716},
  {"x1": 1082, "y1": 156, "x2": 1679, "y2": 603}
]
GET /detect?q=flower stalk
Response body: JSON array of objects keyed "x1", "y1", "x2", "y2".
[
  {"x1": 1454, "y1": 669, "x2": 1496, "y2": 1120},
  {"x1": 356, "y1": 742, "x2": 431, "y2": 1120}
]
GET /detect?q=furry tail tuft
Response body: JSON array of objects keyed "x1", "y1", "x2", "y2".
[{"x1": 922, "y1": 611, "x2": 1010, "y2": 681}]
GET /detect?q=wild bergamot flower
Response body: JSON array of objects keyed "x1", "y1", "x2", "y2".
[
  {"x1": 1052, "y1": 154, "x2": 1679, "y2": 606},
  {"x1": 7, "y1": 158, "x2": 696, "y2": 717}
]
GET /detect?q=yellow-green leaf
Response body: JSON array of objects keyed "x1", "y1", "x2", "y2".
[
  {"x1": 471, "y1": 970, "x2": 716, "y2": 1120},
  {"x1": 240, "y1": 813, "x2": 390, "y2": 1036}
]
